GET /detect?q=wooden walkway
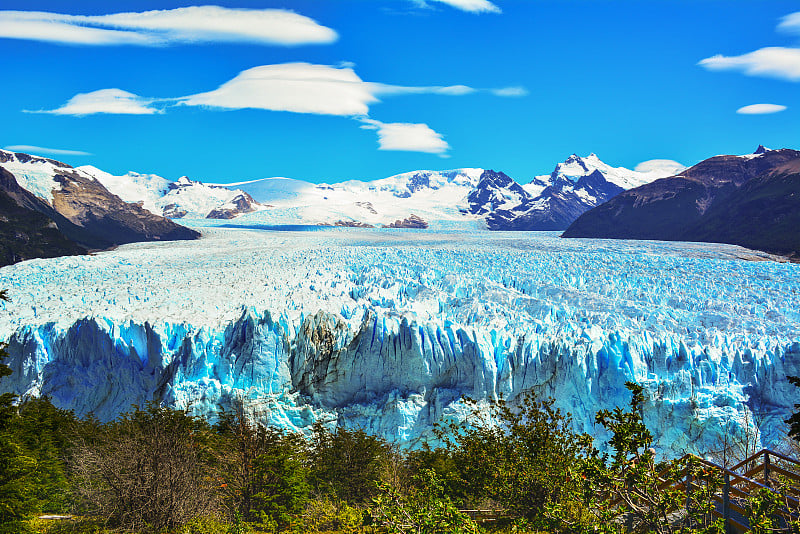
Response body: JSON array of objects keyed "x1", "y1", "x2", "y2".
[{"x1": 621, "y1": 449, "x2": 800, "y2": 533}]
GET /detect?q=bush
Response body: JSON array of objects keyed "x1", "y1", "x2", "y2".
[
  {"x1": 370, "y1": 469, "x2": 479, "y2": 534},
  {"x1": 69, "y1": 402, "x2": 219, "y2": 532},
  {"x1": 214, "y1": 406, "x2": 310, "y2": 530},
  {"x1": 443, "y1": 392, "x2": 592, "y2": 522},
  {"x1": 309, "y1": 423, "x2": 396, "y2": 504},
  {"x1": 294, "y1": 496, "x2": 364, "y2": 533}
]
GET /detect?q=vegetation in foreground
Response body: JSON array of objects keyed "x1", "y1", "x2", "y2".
[{"x1": 2, "y1": 319, "x2": 800, "y2": 533}]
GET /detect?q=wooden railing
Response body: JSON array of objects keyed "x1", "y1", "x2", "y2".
[{"x1": 611, "y1": 449, "x2": 800, "y2": 533}]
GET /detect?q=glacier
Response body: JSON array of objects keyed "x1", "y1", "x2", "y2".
[{"x1": 1, "y1": 225, "x2": 799, "y2": 458}]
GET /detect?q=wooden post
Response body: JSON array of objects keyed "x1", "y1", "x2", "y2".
[
  {"x1": 685, "y1": 471, "x2": 693, "y2": 531},
  {"x1": 764, "y1": 450, "x2": 771, "y2": 488},
  {"x1": 723, "y1": 472, "x2": 731, "y2": 534}
]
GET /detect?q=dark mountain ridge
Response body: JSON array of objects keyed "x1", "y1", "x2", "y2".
[{"x1": 562, "y1": 148, "x2": 800, "y2": 259}]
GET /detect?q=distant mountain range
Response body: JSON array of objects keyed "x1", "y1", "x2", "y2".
[
  {"x1": 563, "y1": 146, "x2": 800, "y2": 260},
  {"x1": 3, "y1": 150, "x2": 665, "y2": 234},
  {"x1": 463, "y1": 154, "x2": 675, "y2": 230},
  {"x1": 228, "y1": 154, "x2": 674, "y2": 230},
  {"x1": 68, "y1": 153, "x2": 664, "y2": 231},
  {"x1": 4, "y1": 144, "x2": 796, "y2": 266}
]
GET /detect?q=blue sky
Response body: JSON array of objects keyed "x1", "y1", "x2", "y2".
[{"x1": 0, "y1": 0, "x2": 798, "y2": 184}]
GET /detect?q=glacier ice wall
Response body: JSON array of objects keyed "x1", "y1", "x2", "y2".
[{"x1": 1, "y1": 227, "x2": 799, "y2": 457}]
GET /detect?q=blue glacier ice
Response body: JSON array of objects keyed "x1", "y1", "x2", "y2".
[{"x1": 1, "y1": 226, "x2": 799, "y2": 458}]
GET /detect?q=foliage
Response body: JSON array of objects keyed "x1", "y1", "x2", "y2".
[
  {"x1": 0, "y1": 289, "x2": 38, "y2": 533},
  {"x1": 442, "y1": 391, "x2": 592, "y2": 522},
  {"x1": 309, "y1": 423, "x2": 396, "y2": 504},
  {"x1": 785, "y1": 376, "x2": 800, "y2": 443},
  {"x1": 12, "y1": 398, "x2": 77, "y2": 513},
  {"x1": 370, "y1": 468, "x2": 479, "y2": 534},
  {"x1": 578, "y1": 382, "x2": 724, "y2": 534},
  {"x1": 215, "y1": 406, "x2": 310, "y2": 529},
  {"x1": 294, "y1": 496, "x2": 364, "y2": 533},
  {"x1": 69, "y1": 402, "x2": 219, "y2": 532}
]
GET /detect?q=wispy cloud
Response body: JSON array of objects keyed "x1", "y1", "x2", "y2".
[
  {"x1": 699, "y1": 47, "x2": 800, "y2": 81},
  {"x1": 0, "y1": 7, "x2": 337, "y2": 46},
  {"x1": 411, "y1": 0, "x2": 501, "y2": 14},
  {"x1": 3, "y1": 145, "x2": 92, "y2": 156},
  {"x1": 371, "y1": 83, "x2": 477, "y2": 96},
  {"x1": 359, "y1": 118, "x2": 450, "y2": 155},
  {"x1": 634, "y1": 159, "x2": 686, "y2": 177},
  {"x1": 33, "y1": 89, "x2": 160, "y2": 116},
  {"x1": 736, "y1": 103, "x2": 787, "y2": 115},
  {"x1": 698, "y1": 12, "x2": 800, "y2": 82},
  {"x1": 778, "y1": 12, "x2": 800, "y2": 34},
  {"x1": 491, "y1": 86, "x2": 528, "y2": 97}
]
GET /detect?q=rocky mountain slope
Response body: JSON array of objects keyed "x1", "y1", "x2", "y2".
[
  {"x1": 562, "y1": 147, "x2": 800, "y2": 259},
  {"x1": 0, "y1": 167, "x2": 86, "y2": 266},
  {"x1": 0, "y1": 150, "x2": 199, "y2": 262}
]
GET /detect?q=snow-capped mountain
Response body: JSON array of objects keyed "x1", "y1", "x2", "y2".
[
  {"x1": 469, "y1": 154, "x2": 679, "y2": 231},
  {"x1": 463, "y1": 170, "x2": 529, "y2": 215},
  {"x1": 0, "y1": 147, "x2": 685, "y2": 234},
  {"x1": 531, "y1": 153, "x2": 662, "y2": 192},
  {"x1": 77, "y1": 167, "x2": 262, "y2": 219},
  {"x1": 0, "y1": 149, "x2": 198, "y2": 261},
  {"x1": 229, "y1": 168, "x2": 486, "y2": 228},
  {"x1": 227, "y1": 158, "x2": 664, "y2": 231}
]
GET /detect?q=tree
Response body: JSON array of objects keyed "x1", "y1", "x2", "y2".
[
  {"x1": 215, "y1": 404, "x2": 309, "y2": 530},
  {"x1": 442, "y1": 391, "x2": 593, "y2": 523},
  {"x1": 0, "y1": 290, "x2": 38, "y2": 533},
  {"x1": 70, "y1": 402, "x2": 219, "y2": 531},
  {"x1": 309, "y1": 423, "x2": 395, "y2": 504},
  {"x1": 584, "y1": 382, "x2": 723, "y2": 534},
  {"x1": 785, "y1": 376, "x2": 800, "y2": 443},
  {"x1": 11, "y1": 397, "x2": 76, "y2": 514}
]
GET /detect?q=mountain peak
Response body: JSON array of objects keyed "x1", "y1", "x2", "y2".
[{"x1": 754, "y1": 145, "x2": 770, "y2": 155}]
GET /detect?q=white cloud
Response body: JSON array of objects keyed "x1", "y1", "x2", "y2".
[
  {"x1": 177, "y1": 63, "x2": 524, "y2": 116},
  {"x1": 3, "y1": 145, "x2": 92, "y2": 156},
  {"x1": 0, "y1": 15, "x2": 154, "y2": 45},
  {"x1": 699, "y1": 47, "x2": 800, "y2": 81},
  {"x1": 0, "y1": 7, "x2": 337, "y2": 46},
  {"x1": 412, "y1": 0, "x2": 501, "y2": 14},
  {"x1": 778, "y1": 12, "x2": 800, "y2": 34},
  {"x1": 634, "y1": 159, "x2": 686, "y2": 178},
  {"x1": 35, "y1": 89, "x2": 160, "y2": 116},
  {"x1": 491, "y1": 86, "x2": 528, "y2": 97},
  {"x1": 180, "y1": 63, "x2": 377, "y2": 116},
  {"x1": 371, "y1": 83, "x2": 477, "y2": 96},
  {"x1": 736, "y1": 103, "x2": 787, "y2": 114},
  {"x1": 41, "y1": 63, "x2": 522, "y2": 155},
  {"x1": 360, "y1": 118, "x2": 450, "y2": 155}
]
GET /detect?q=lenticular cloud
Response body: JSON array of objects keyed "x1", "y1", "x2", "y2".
[{"x1": 0, "y1": 6, "x2": 338, "y2": 46}]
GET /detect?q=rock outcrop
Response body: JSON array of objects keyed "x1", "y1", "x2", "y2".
[{"x1": 385, "y1": 214, "x2": 428, "y2": 229}]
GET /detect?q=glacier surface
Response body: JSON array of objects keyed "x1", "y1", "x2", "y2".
[{"x1": 0, "y1": 225, "x2": 799, "y2": 458}]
